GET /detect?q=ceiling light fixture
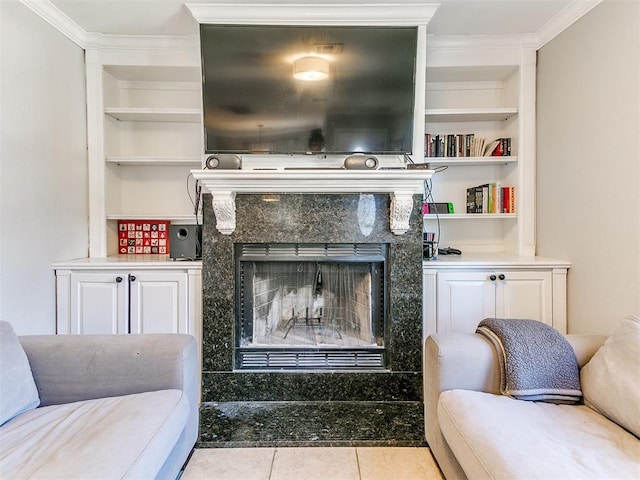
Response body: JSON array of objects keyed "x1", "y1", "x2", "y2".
[{"x1": 293, "y1": 56, "x2": 329, "y2": 81}]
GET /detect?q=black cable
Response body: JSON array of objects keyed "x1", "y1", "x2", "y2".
[
  {"x1": 422, "y1": 166, "x2": 449, "y2": 254},
  {"x1": 186, "y1": 172, "x2": 203, "y2": 258},
  {"x1": 423, "y1": 178, "x2": 440, "y2": 246}
]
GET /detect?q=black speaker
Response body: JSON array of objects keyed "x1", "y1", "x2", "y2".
[
  {"x1": 343, "y1": 155, "x2": 379, "y2": 170},
  {"x1": 204, "y1": 154, "x2": 242, "y2": 170},
  {"x1": 169, "y1": 225, "x2": 202, "y2": 260}
]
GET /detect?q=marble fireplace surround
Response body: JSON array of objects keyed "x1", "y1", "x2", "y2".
[{"x1": 196, "y1": 169, "x2": 430, "y2": 405}]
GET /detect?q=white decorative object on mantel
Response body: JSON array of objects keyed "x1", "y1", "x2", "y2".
[
  {"x1": 390, "y1": 192, "x2": 416, "y2": 235},
  {"x1": 211, "y1": 191, "x2": 236, "y2": 235},
  {"x1": 192, "y1": 170, "x2": 433, "y2": 235}
]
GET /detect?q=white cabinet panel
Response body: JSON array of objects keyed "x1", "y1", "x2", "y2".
[
  {"x1": 496, "y1": 270, "x2": 552, "y2": 324},
  {"x1": 436, "y1": 271, "x2": 495, "y2": 333},
  {"x1": 129, "y1": 272, "x2": 188, "y2": 334},
  {"x1": 70, "y1": 272, "x2": 128, "y2": 334}
]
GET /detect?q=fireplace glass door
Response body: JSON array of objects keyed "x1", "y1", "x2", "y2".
[{"x1": 236, "y1": 244, "x2": 387, "y2": 370}]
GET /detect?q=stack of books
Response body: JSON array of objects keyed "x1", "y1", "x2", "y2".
[
  {"x1": 425, "y1": 134, "x2": 511, "y2": 158},
  {"x1": 466, "y1": 184, "x2": 516, "y2": 214}
]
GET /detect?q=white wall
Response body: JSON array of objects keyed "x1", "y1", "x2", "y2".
[
  {"x1": 0, "y1": 1, "x2": 88, "y2": 334},
  {"x1": 536, "y1": 0, "x2": 640, "y2": 334}
]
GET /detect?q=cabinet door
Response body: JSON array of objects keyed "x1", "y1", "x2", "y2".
[
  {"x1": 69, "y1": 272, "x2": 128, "y2": 334},
  {"x1": 436, "y1": 271, "x2": 496, "y2": 333},
  {"x1": 128, "y1": 271, "x2": 188, "y2": 334},
  {"x1": 496, "y1": 270, "x2": 553, "y2": 325}
]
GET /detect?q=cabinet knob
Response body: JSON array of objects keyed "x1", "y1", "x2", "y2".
[
  {"x1": 115, "y1": 276, "x2": 123, "y2": 283},
  {"x1": 489, "y1": 274, "x2": 497, "y2": 281},
  {"x1": 498, "y1": 274, "x2": 506, "y2": 281},
  {"x1": 129, "y1": 275, "x2": 136, "y2": 283}
]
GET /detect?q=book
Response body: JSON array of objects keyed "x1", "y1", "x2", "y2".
[
  {"x1": 509, "y1": 186, "x2": 516, "y2": 213},
  {"x1": 466, "y1": 187, "x2": 476, "y2": 213}
]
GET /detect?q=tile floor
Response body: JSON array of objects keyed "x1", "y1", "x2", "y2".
[{"x1": 181, "y1": 447, "x2": 444, "y2": 480}]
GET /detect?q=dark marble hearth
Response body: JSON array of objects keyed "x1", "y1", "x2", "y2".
[{"x1": 198, "y1": 401, "x2": 426, "y2": 448}]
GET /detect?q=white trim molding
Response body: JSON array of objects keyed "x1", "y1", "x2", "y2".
[
  {"x1": 186, "y1": 2, "x2": 440, "y2": 26},
  {"x1": 19, "y1": 0, "x2": 87, "y2": 47},
  {"x1": 536, "y1": 0, "x2": 603, "y2": 48}
]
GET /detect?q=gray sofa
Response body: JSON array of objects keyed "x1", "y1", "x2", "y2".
[
  {"x1": 1, "y1": 330, "x2": 198, "y2": 479},
  {"x1": 424, "y1": 331, "x2": 640, "y2": 479}
]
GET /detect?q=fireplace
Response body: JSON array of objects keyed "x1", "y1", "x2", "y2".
[
  {"x1": 235, "y1": 243, "x2": 388, "y2": 370},
  {"x1": 196, "y1": 190, "x2": 426, "y2": 404}
]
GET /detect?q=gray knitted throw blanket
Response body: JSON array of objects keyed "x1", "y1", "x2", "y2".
[{"x1": 476, "y1": 318, "x2": 582, "y2": 404}]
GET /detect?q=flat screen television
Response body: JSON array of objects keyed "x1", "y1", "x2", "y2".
[{"x1": 200, "y1": 25, "x2": 417, "y2": 156}]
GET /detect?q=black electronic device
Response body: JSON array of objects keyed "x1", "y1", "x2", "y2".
[
  {"x1": 170, "y1": 225, "x2": 202, "y2": 260},
  {"x1": 438, "y1": 247, "x2": 462, "y2": 255},
  {"x1": 200, "y1": 25, "x2": 417, "y2": 156}
]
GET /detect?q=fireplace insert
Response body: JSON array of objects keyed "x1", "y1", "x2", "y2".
[{"x1": 235, "y1": 243, "x2": 388, "y2": 370}]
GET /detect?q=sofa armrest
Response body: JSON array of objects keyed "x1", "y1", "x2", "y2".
[
  {"x1": 565, "y1": 334, "x2": 608, "y2": 368},
  {"x1": 423, "y1": 332, "x2": 607, "y2": 480},
  {"x1": 423, "y1": 333, "x2": 500, "y2": 480},
  {"x1": 19, "y1": 333, "x2": 198, "y2": 408}
]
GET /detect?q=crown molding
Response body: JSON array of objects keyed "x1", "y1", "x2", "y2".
[
  {"x1": 186, "y1": 2, "x2": 441, "y2": 26},
  {"x1": 427, "y1": 34, "x2": 538, "y2": 51},
  {"x1": 19, "y1": 0, "x2": 87, "y2": 47},
  {"x1": 20, "y1": 0, "x2": 600, "y2": 56},
  {"x1": 84, "y1": 33, "x2": 199, "y2": 51},
  {"x1": 536, "y1": 0, "x2": 602, "y2": 48},
  {"x1": 19, "y1": 0, "x2": 199, "y2": 57}
]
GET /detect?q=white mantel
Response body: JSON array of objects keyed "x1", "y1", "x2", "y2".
[{"x1": 192, "y1": 169, "x2": 433, "y2": 235}]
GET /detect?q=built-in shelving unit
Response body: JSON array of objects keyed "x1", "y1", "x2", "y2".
[
  {"x1": 422, "y1": 49, "x2": 536, "y2": 256},
  {"x1": 102, "y1": 64, "x2": 202, "y2": 255}
]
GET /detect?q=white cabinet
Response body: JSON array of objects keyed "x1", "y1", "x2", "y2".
[
  {"x1": 434, "y1": 269, "x2": 552, "y2": 334},
  {"x1": 53, "y1": 260, "x2": 201, "y2": 337},
  {"x1": 63, "y1": 270, "x2": 187, "y2": 334},
  {"x1": 422, "y1": 255, "x2": 570, "y2": 339}
]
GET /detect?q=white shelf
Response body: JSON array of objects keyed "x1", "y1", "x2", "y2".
[
  {"x1": 106, "y1": 214, "x2": 201, "y2": 222},
  {"x1": 104, "y1": 107, "x2": 201, "y2": 123},
  {"x1": 424, "y1": 213, "x2": 517, "y2": 220},
  {"x1": 425, "y1": 156, "x2": 517, "y2": 167},
  {"x1": 425, "y1": 107, "x2": 518, "y2": 122},
  {"x1": 106, "y1": 156, "x2": 202, "y2": 166}
]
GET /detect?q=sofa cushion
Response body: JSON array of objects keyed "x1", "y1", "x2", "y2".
[
  {"x1": 0, "y1": 389, "x2": 188, "y2": 479},
  {"x1": 0, "y1": 322, "x2": 40, "y2": 426},
  {"x1": 438, "y1": 389, "x2": 640, "y2": 480},
  {"x1": 580, "y1": 315, "x2": 640, "y2": 438}
]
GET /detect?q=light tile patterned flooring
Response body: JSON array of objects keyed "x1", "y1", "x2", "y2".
[{"x1": 181, "y1": 447, "x2": 444, "y2": 480}]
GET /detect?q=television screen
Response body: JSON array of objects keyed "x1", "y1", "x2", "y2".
[{"x1": 200, "y1": 25, "x2": 417, "y2": 155}]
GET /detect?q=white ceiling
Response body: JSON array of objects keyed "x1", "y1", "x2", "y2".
[{"x1": 45, "y1": 0, "x2": 594, "y2": 38}]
